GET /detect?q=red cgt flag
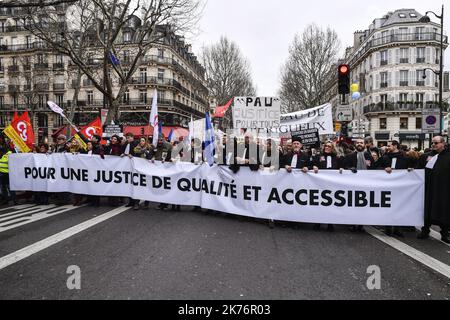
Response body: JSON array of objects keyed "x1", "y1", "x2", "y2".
[
  {"x1": 12, "y1": 111, "x2": 19, "y2": 123},
  {"x1": 15, "y1": 111, "x2": 35, "y2": 149},
  {"x1": 80, "y1": 118, "x2": 103, "y2": 141}
]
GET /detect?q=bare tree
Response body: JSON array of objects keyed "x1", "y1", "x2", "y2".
[
  {"x1": 0, "y1": 0, "x2": 79, "y2": 8},
  {"x1": 279, "y1": 24, "x2": 341, "y2": 113},
  {"x1": 201, "y1": 36, "x2": 256, "y2": 106},
  {"x1": 21, "y1": 0, "x2": 203, "y2": 123}
]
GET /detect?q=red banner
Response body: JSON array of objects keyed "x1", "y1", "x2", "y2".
[{"x1": 80, "y1": 118, "x2": 103, "y2": 140}]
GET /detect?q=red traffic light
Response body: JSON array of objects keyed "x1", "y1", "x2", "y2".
[{"x1": 339, "y1": 64, "x2": 349, "y2": 75}]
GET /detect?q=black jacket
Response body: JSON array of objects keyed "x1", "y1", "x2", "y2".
[
  {"x1": 281, "y1": 151, "x2": 312, "y2": 169},
  {"x1": 121, "y1": 141, "x2": 139, "y2": 155},
  {"x1": 312, "y1": 153, "x2": 342, "y2": 170},
  {"x1": 343, "y1": 151, "x2": 373, "y2": 170},
  {"x1": 379, "y1": 152, "x2": 412, "y2": 169}
]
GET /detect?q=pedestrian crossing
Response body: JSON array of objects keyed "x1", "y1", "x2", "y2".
[{"x1": 0, "y1": 204, "x2": 86, "y2": 233}]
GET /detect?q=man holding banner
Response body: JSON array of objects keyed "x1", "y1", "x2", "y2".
[{"x1": 0, "y1": 146, "x2": 16, "y2": 205}]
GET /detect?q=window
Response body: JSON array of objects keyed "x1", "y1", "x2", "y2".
[
  {"x1": 381, "y1": 31, "x2": 389, "y2": 44},
  {"x1": 55, "y1": 114, "x2": 64, "y2": 127},
  {"x1": 400, "y1": 70, "x2": 409, "y2": 86},
  {"x1": 400, "y1": 118, "x2": 409, "y2": 130},
  {"x1": 139, "y1": 90, "x2": 147, "y2": 104},
  {"x1": 410, "y1": 13, "x2": 417, "y2": 18},
  {"x1": 416, "y1": 47, "x2": 425, "y2": 62},
  {"x1": 416, "y1": 70, "x2": 425, "y2": 86},
  {"x1": 26, "y1": 36, "x2": 32, "y2": 48},
  {"x1": 380, "y1": 72, "x2": 388, "y2": 87},
  {"x1": 399, "y1": 93, "x2": 408, "y2": 103},
  {"x1": 123, "y1": 32, "x2": 131, "y2": 43},
  {"x1": 55, "y1": 54, "x2": 64, "y2": 64},
  {"x1": 37, "y1": 53, "x2": 45, "y2": 64},
  {"x1": 416, "y1": 118, "x2": 422, "y2": 129},
  {"x1": 399, "y1": 28, "x2": 408, "y2": 41},
  {"x1": 416, "y1": 27, "x2": 425, "y2": 40},
  {"x1": 38, "y1": 114, "x2": 48, "y2": 127},
  {"x1": 416, "y1": 93, "x2": 424, "y2": 105},
  {"x1": 435, "y1": 48, "x2": 440, "y2": 64},
  {"x1": 380, "y1": 118, "x2": 387, "y2": 130},
  {"x1": 38, "y1": 95, "x2": 46, "y2": 108},
  {"x1": 0, "y1": 96, "x2": 3, "y2": 108},
  {"x1": 123, "y1": 90, "x2": 129, "y2": 104},
  {"x1": 380, "y1": 50, "x2": 388, "y2": 65},
  {"x1": 139, "y1": 68, "x2": 147, "y2": 84},
  {"x1": 55, "y1": 94, "x2": 64, "y2": 106},
  {"x1": 123, "y1": 50, "x2": 130, "y2": 64},
  {"x1": 87, "y1": 91, "x2": 94, "y2": 105},
  {"x1": 158, "y1": 49, "x2": 164, "y2": 58},
  {"x1": 400, "y1": 48, "x2": 409, "y2": 63},
  {"x1": 399, "y1": 13, "x2": 406, "y2": 18},
  {"x1": 158, "y1": 68, "x2": 164, "y2": 80},
  {"x1": 0, "y1": 57, "x2": 3, "y2": 71}
]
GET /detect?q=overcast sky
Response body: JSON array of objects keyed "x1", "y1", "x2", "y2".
[{"x1": 191, "y1": 0, "x2": 449, "y2": 96}]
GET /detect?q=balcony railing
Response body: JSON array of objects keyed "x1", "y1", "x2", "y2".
[
  {"x1": 416, "y1": 81, "x2": 425, "y2": 86},
  {"x1": 53, "y1": 84, "x2": 66, "y2": 91},
  {"x1": 363, "y1": 102, "x2": 441, "y2": 114},
  {"x1": 348, "y1": 32, "x2": 448, "y2": 67},
  {"x1": 380, "y1": 60, "x2": 388, "y2": 66},
  {"x1": 53, "y1": 63, "x2": 64, "y2": 70},
  {"x1": 34, "y1": 63, "x2": 49, "y2": 70},
  {"x1": 400, "y1": 81, "x2": 409, "y2": 86},
  {"x1": 416, "y1": 57, "x2": 425, "y2": 63},
  {"x1": 400, "y1": 58, "x2": 409, "y2": 63},
  {"x1": 380, "y1": 82, "x2": 388, "y2": 88},
  {"x1": 8, "y1": 85, "x2": 20, "y2": 92},
  {"x1": 34, "y1": 83, "x2": 49, "y2": 91},
  {"x1": 7, "y1": 65, "x2": 19, "y2": 72}
]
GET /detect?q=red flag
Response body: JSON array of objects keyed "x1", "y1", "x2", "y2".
[
  {"x1": 12, "y1": 111, "x2": 19, "y2": 123},
  {"x1": 10, "y1": 111, "x2": 35, "y2": 149},
  {"x1": 213, "y1": 98, "x2": 233, "y2": 118},
  {"x1": 80, "y1": 118, "x2": 103, "y2": 140}
]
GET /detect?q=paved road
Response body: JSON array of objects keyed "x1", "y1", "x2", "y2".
[{"x1": 0, "y1": 199, "x2": 449, "y2": 300}]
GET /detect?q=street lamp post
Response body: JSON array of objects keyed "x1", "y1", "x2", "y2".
[{"x1": 420, "y1": 5, "x2": 445, "y2": 135}]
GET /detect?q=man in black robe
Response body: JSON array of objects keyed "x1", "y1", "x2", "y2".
[{"x1": 417, "y1": 136, "x2": 450, "y2": 243}]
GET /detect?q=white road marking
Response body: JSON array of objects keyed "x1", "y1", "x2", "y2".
[
  {"x1": 0, "y1": 204, "x2": 36, "y2": 212},
  {"x1": 0, "y1": 205, "x2": 57, "y2": 222},
  {"x1": 0, "y1": 206, "x2": 130, "y2": 271},
  {"x1": 0, "y1": 205, "x2": 87, "y2": 233},
  {"x1": 415, "y1": 227, "x2": 450, "y2": 247},
  {"x1": 367, "y1": 227, "x2": 450, "y2": 279}
]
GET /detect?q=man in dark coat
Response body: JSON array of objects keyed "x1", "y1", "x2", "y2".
[
  {"x1": 417, "y1": 136, "x2": 450, "y2": 243},
  {"x1": 343, "y1": 138, "x2": 373, "y2": 232},
  {"x1": 281, "y1": 137, "x2": 312, "y2": 173},
  {"x1": 378, "y1": 140, "x2": 415, "y2": 237}
]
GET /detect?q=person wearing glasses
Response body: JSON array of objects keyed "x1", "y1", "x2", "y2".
[
  {"x1": 417, "y1": 136, "x2": 450, "y2": 243},
  {"x1": 311, "y1": 142, "x2": 343, "y2": 232}
]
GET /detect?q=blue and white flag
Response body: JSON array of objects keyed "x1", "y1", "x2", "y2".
[
  {"x1": 108, "y1": 52, "x2": 120, "y2": 66},
  {"x1": 204, "y1": 112, "x2": 215, "y2": 166},
  {"x1": 167, "y1": 128, "x2": 174, "y2": 143},
  {"x1": 150, "y1": 89, "x2": 158, "y2": 147}
]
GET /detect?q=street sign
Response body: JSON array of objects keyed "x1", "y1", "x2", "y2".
[
  {"x1": 335, "y1": 105, "x2": 353, "y2": 122},
  {"x1": 422, "y1": 109, "x2": 441, "y2": 134}
]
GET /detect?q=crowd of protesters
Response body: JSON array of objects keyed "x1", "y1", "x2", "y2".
[{"x1": 0, "y1": 131, "x2": 449, "y2": 243}]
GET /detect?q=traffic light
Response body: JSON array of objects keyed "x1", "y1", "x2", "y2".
[{"x1": 338, "y1": 64, "x2": 350, "y2": 95}]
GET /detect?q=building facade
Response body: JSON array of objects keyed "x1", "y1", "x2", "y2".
[
  {"x1": 0, "y1": 7, "x2": 209, "y2": 143},
  {"x1": 344, "y1": 9, "x2": 448, "y2": 149}
]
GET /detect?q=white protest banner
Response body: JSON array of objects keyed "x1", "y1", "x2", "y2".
[
  {"x1": 10, "y1": 154, "x2": 424, "y2": 226},
  {"x1": 271, "y1": 103, "x2": 333, "y2": 135},
  {"x1": 189, "y1": 118, "x2": 205, "y2": 141},
  {"x1": 233, "y1": 97, "x2": 281, "y2": 129}
]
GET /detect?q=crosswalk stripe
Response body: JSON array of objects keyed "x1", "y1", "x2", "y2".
[
  {"x1": 367, "y1": 227, "x2": 450, "y2": 279},
  {"x1": 0, "y1": 204, "x2": 36, "y2": 213},
  {"x1": 0, "y1": 205, "x2": 57, "y2": 222},
  {"x1": 0, "y1": 206, "x2": 129, "y2": 271},
  {"x1": 0, "y1": 205, "x2": 86, "y2": 233}
]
